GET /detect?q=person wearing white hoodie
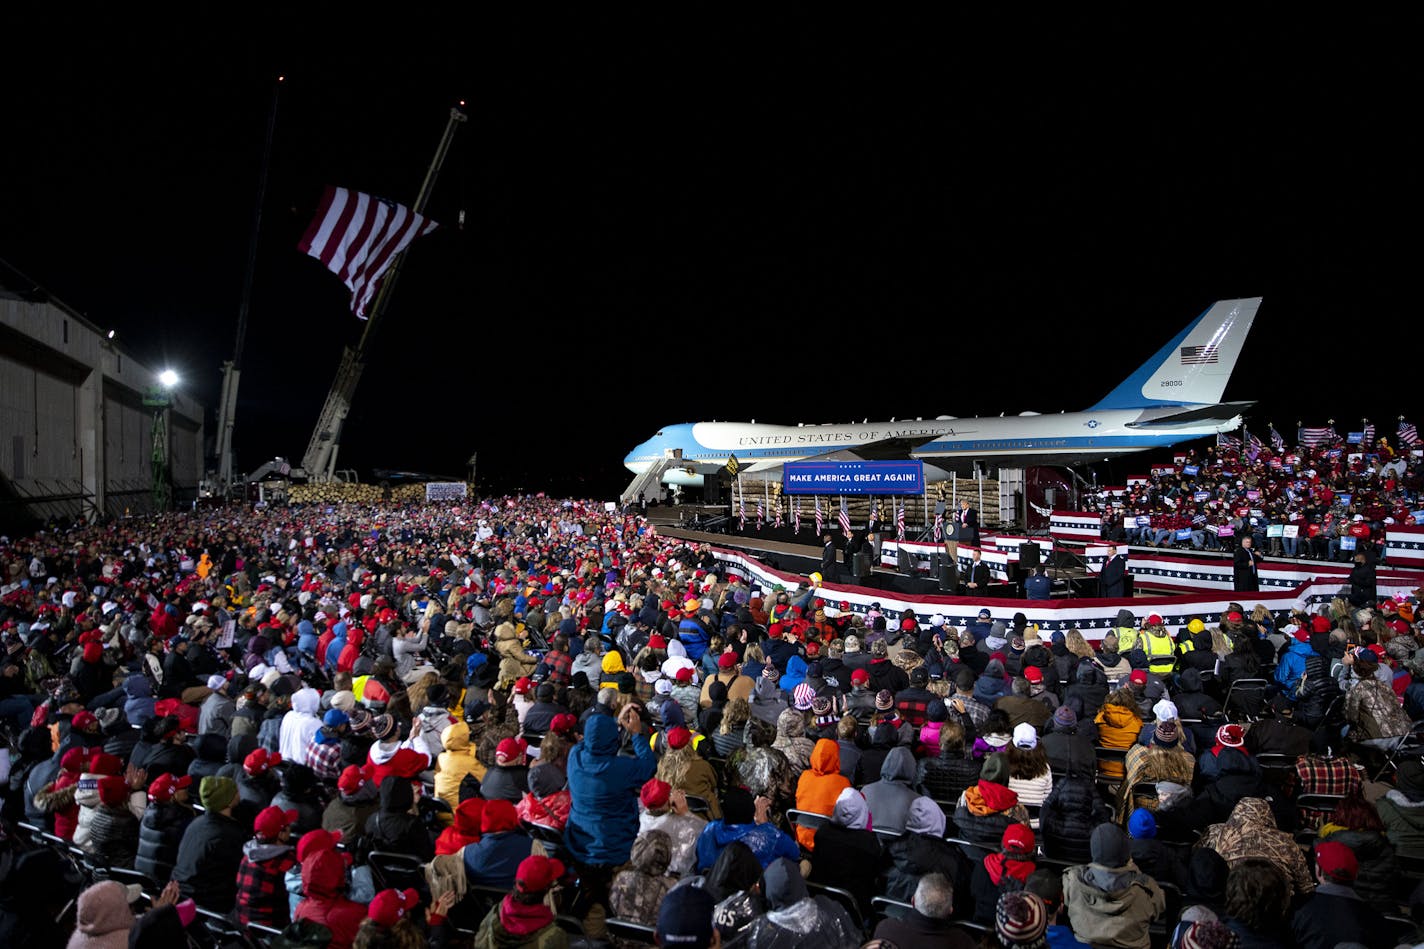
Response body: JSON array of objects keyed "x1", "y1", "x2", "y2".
[{"x1": 279, "y1": 688, "x2": 322, "y2": 766}]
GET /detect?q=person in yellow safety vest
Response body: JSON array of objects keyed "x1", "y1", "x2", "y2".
[
  {"x1": 1112, "y1": 609, "x2": 1140, "y2": 652},
  {"x1": 1140, "y1": 613, "x2": 1176, "y2": 676}
]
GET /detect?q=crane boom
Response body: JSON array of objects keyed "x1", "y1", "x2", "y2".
[{"x1": 299, "y1": 105, "x2": 467, "y2": 482}]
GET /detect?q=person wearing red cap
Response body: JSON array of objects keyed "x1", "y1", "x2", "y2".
[
  {"x1": 34, "y1": 745, "x2": 88, "y2": 840},
  {"x1": 700, "y1": 649, "x2": 752, "y2": 707},
  {"x1": 358, "y1": 887, "x2": 429, "y2": 947},
  {"x1": 472, "y1": 855, "x2": 567, "y2": 949},
  {"x1": 481, "y1": 736, "x2": 531, "y2": 804},
  {"x1": 436, "y1": 797, "x2": 484, "y2": 856},
  {"x1": 971, "y1": 823, "x2": 1038, "y2": 924},
  {"x1": 1291, "y1": 841, "x2": 1380, "y2": 949},
  {"x1": 89, "y1": 772, "x2": 142, "y2": 869},
  {"x1": 236, "y1": 805, "x2": 299, "y2": 927},
  {"x1": 137, "y1": 772, "x2": 195, "y2": 882}
]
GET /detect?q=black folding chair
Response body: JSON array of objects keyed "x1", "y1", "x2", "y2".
[
  {"x1": 871, "y1": 895, "x2": 914, "y2": 922},
  {"x1": 368, "y1": 850, "x2": 427, "y2": 893},
  {"x1": 1223, "y1": 678, "x2": 1271, "y2": 721},
  {"x1": 805, "y1": 880, "x2": 866, "y2": 936},
  {"x1": 606, "y1": 917, "x2": 659, "y2": 945},
  {"x1": 684, "y1": 794, "x2": 713, "y2": 818},
  {"x1": 1372, "y1": 720, "x2": 1424, "y2": 781}
]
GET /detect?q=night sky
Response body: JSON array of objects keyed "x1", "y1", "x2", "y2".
[{"x1": 2, "y1": 13, "x2": 1416, "y2": 497}]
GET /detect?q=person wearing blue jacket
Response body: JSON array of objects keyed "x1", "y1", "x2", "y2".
[
  {"x1": 565, "y1": 704, "x2": 657, "y2": 929},
  {"x1": 677, "y1": 602, "x2": 711, "y2": 662},
  {"x1": 1275, "y1": 629, "x2": 1316, "y2": 695}
]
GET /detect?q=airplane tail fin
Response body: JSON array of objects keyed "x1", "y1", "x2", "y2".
[{"x1": 1087, "y1": 297, "x2": 1261, "y2": 411}]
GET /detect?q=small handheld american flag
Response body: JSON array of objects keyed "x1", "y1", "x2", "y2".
[{"x1": 1400, "y1": 420, "x2": 1421, "y2": 448}]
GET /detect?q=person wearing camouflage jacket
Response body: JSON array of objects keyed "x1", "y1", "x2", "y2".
[{"x1": 1196, "y1": 797, "x2": 1314, "y2": 895}]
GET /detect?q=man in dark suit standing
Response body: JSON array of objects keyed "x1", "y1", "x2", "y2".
[
  {"x1": 963, "y1": 549, "x2": 992, "y2": 593},
  {"x1": 1099, "y1": 544, "x2": 1129, "y2": 598},
  {"x1": 1234, "y1": 535, "x2": 1262, "y2": 592},
  {"x1": 820, "y1": 533, "x2": 837, "y2": 582},
  {"x1": 958, "y1": 500, "x2": 980, "y2": 546}
]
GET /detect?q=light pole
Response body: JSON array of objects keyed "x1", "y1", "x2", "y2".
[{"x1": 145, "y1": 371, "x2": 180, "y2": 511}]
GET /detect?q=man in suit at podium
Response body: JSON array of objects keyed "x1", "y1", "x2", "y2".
[
  {"x1": 1099, "y1": 544, "x2": 1129, "y2": 598},
  {"x1": 964, "y1": 549, "x2": 992, "y2": 594},
  {"x1": 958, "y1": 500, "x2": 980, "y2": 546}
]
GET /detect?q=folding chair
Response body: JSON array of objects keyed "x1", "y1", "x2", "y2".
[
  {"x1": 1372, "y1": 720, "x2": 1424, "y2": 781},
  {"x1": 805, "y1": 880, "x2": 866, "y2": 936},
  {"x1": 1223, "y1": 678, "x2": 1271, "y2": 721},
  {"x1": 196, "y1": 908, "x2": 259, "y2": 949},
  {"x1": 554, "y1": 915, "x2": 587, "y2": 941},
  {"x1": 368, "y1": 850, "x2": 427, "y2": 893},
  {"x1": 870, "y1": 895, "x2": 914, "y2": 922},
  {"x1": 606, "y1": 917, "x2": 659, "y2": 945},
  {"x1": 683, "y1": 794, "x2": 712, "y2": 818},
  {"x1": 1255, "y1": 753, "x2": 1296, "y2": 785}
]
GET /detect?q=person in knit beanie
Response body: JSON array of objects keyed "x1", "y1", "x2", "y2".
[
  {"x1": 996, "y1": 891, "x2": 1049, "y2": 949},
  {"x1": 171, "y1": 776, "x2": 248, "y2": 913}
]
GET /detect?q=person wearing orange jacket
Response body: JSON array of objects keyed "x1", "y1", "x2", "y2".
[{"x1": 794, "y1": 738, "x2": 850, "y2": 850}]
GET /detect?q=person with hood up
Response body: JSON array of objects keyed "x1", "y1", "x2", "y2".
[
  {"x1": 437, "y1": 797, "x2": 483, "y2": 855},
  {"x1": 65, "y1": 879, "x2": 140, "y2": 949},
  {"x1": 186, "y1": 732, "x2": 228, "y2": 781},
  {"x1": 768, "y1": 707, "x2": 814, "y2": 775},
  {"x1": 883, "y1": 795, "x2": 966, "y2": 901},
  {"x1": 271, "y1": 762, "x2": 324, "y2": 835},
  {"x1": 279, "y1": 686, "x2": 322, "y2": 765},
  {"x1": 464, "y1": 797, "x2": 534, "y2": 888},
  {"x1": 609, "y1": 829, "x2": 676, "y2": 941},
  {"x1": 563, "y1": 702, "x2": 657, "y2": 933},
  {"x1": 793, "y1": 738, "x2": 850, "y2": 851},
  {"x1": 975, "y1": 657, "x2": 1012, "y2": 705},
  {"x1": 742, "y1": 856, "x2": 861, "y2": 949},
  {"x1": 136, "y1": 772, "x2": 194, "y2": 883},
  {"x1": 123, "y1": 674, "x2": 156, "y2": 728},
  {"x1": 1041, "y1": 705, "x2": 1094, "y2": 778},
  {"x1": 956, "y1": 752, "x2": 1031, "y2": 851},
  {"x1": 434, "y1": 718, "x2": 482, "y2": 811},
  {"x1": 173, "y1": 776, "x2": 249, "y2": 912},
  {"x1": 366, "y1": 775, "x2": 434, "y2": 861},
  {"x1": 806, "y1": 787, "x2": 883, "y2": 912},
  {"x1": 236, "y1": 804, "x2": 299, "y2": 927},
  {"x1": 972, "y1": 823, "x2": 1038, "y2": 924},
  {"x1": 473, "y1": 854, "x2": 569, "y2": 949},
  {"x1": 1061, "y1": 824, "x2": 1165, "y2": 949},
  {"x1": 198, "y1": 673, "x2": 235, "y2": 739},
  {"x1": 1197, "y1": 797, "x2": 1313, "y2": 896},
  {"x1": 1065, "y1": 662, "x2": 1108, "y2": 721},
  {"x1": 518, "y1": 763, "x2": 573, "y2": 833},
  {"x1": 1093, "y1": 689, "x2": 1142, "y2": 781},
  {"x1": 294, "y1": 846, "x2": 366, "y2": 949},
  {"x1": 323, "y1": 763, "x2": 379, "y2": 838},
  {"x1": 860, "y1": 745, "x2": 921, "y2": 833}
]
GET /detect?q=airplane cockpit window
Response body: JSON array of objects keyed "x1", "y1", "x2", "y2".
[{"x1": 655, "y1": 431, "x2": 664, "y2": 437}]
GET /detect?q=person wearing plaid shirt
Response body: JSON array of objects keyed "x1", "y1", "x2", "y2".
[
  {"x1": 236, "y1": 805, "x2": 298, "y2": 927},
  {"x1": 303, "y1": 709, "x2": 348, "y2": 781},
  {"x1": 540, "y1": 634, "x2": 573, "y2": 686},
  {"x1": 1295, "y1": 744, "x2": 1362, "y2": 829}
]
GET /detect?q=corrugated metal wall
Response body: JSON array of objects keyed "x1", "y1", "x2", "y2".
[{"x1": 0, "y1": 296, "x2": 205, "y2": 526}]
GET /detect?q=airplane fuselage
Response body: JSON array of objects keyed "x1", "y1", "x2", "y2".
[{"x1": 625, "y1": 409, "x2": 1242, "y2": 487}]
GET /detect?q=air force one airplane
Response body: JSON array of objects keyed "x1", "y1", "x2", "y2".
[{"x1": 624, "y1": 298, "x2": 1261, "y2": 490}]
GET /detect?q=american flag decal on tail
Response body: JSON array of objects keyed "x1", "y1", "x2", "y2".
[{"x1": 1180, "y1": 345, "x2": 1219, "y2": 365}]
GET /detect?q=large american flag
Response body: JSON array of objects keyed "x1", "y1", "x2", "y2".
[
  {"x1": 814, "y1": 497, "x2": 824, "y2": 535},
  {"x1": 896, "y1": 502, "x2": 906, "y2": 541},
  {"x1": 773, "y1": 501, "x2": 783, "y2": 528},
  {"x1": 1401, "y1": 420, "x2": 1422, "y2": 448},
  {"x1": 299, "y1": 187, "x2": 439, "y2": 318},
  {"x1": 838, "y1": 498, "x2": 852, "y2": 539},
  {"x1": 1269, "y1": 425, "x2": 1286, "y2": 453},
  {"x1": 1362, "y1": 422, "x2": 1375, "y2": 448},
  {"x1": 755, "y1": 499, "x2": 764, "y2": 531},
  {"x1": 1299, "y1": 425, "x2": 1337, "y2": 447},
  {"x1": 792, "y1": 498, "x2": 801, "y2": 533},
  {"x1": 1216, "y1": 432, "x2": 1241, "y2": 451},
  {"x1": 1246, "y1": 431, "x2": 1263, "y2": 460}
]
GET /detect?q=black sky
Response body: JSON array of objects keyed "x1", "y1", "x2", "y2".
[{"x1": 2, "y1": 12, "x2": 1418, "y2": 496}]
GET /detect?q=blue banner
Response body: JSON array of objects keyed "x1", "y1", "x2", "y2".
[
  {"x1": 781, "y1": 460, "x2": 926, "y2": 495},
  {"x1": 1193, "y1": 491, "x2": 1211, "y2": 502},
  {"x1": 1182, "y1": 464, "x2": 1200, "y2": 476},
  {"x1": 1340, "y1": 536, "x2": 1357, "y2": 551},
  {"x1": 1347, "y1": 432, "x2": 1364, "y2": 444}
]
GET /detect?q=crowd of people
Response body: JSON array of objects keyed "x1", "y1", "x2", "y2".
[
  {"x1": 0, "y1": 496, "x2": 1422, "y2": 949},
  {"x1": 1074, "y1": 431, "x2": 1421, "y2": 562}
]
